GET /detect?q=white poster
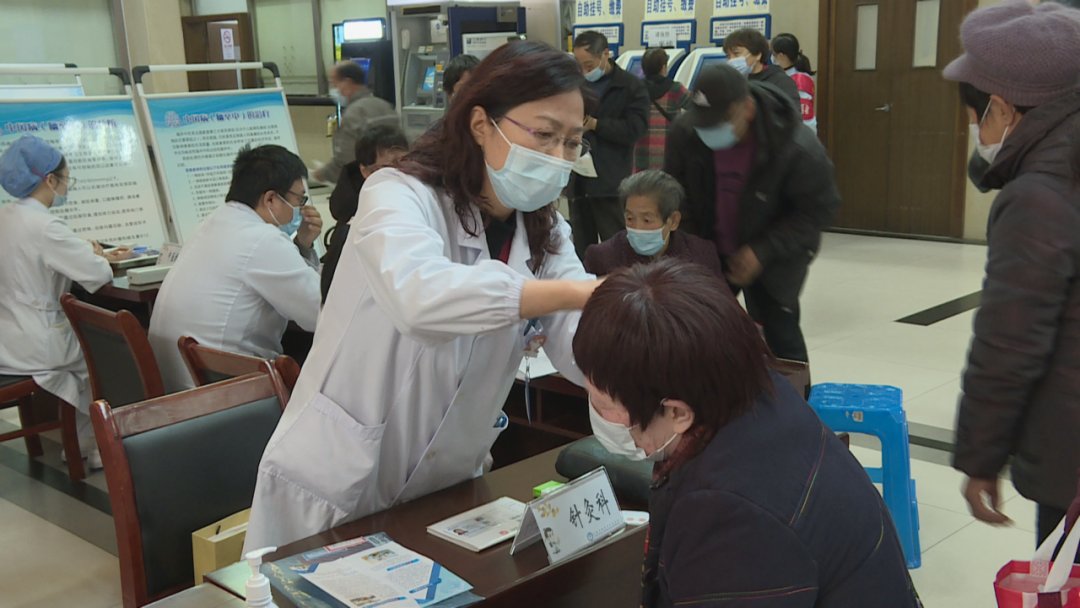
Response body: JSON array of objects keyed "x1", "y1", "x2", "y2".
[
  {"x1": 645, "y1": 0, "x2": 696, "y2": 21},
  {"x1": 0, "y1": 99, "x2": 168, "y2": 247},
  {"x1": 713, "y1": 0, "x2": 769, "y2": 17},
  {"x1": 462, "y1": 32, "x2": 516, "y2": 60},
  {"x1": 144, "y1": 91, "x2": 299, "y2": 243}
]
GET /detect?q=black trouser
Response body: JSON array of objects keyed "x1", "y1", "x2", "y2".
[
  {"x1": 570, "y1": 195, "x2": 624, "y2": 260},
  {"x1": 1037, "y1": 503, "x2": 1080, "y2": 561},
  {"x1": 737, "y1": 281, "x2": 808, "y2": 363}
]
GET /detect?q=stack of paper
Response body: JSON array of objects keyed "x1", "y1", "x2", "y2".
[{"x1": 427, "y1": 497, "x2": 527, "y2": 552}]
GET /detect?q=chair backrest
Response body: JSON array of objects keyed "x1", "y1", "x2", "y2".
[
  {"x1": 177, "y1": 336, "x2": 300, "y2": 395},
  {"x1": 775, "y1": 358, "x2": 811, "y2": 399},
  {"x1": 90, "y1": 371, "x2": 289, "y2": 607},
  {"x1": 60, "y1": 294, "x2": 165, "y2": 406}
]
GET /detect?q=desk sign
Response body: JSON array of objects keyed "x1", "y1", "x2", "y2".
[{"x1": 510, "y1": 467, "x2": 624, "y2": 564}]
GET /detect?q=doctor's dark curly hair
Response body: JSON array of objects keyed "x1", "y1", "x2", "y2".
[{"x1": 398, "y1": 41, "x2": 590, "y2": 273}]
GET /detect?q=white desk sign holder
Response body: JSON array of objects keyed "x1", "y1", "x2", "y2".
[{"x1": 510, "y1": 467, "x2": 625, "y2": 564}]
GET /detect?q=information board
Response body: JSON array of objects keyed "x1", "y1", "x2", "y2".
[
  {"x1": 0, "y1": 98, "x2": 168, "y2": 246},
  {"x1": 713, "y1": 0, "x2": 769, "y2": 16},
  {"x1": 576, "y1": 0, "x2": 623, "y2": 25},
  {"x1": 143, "y1": 90, "x2": 299, "y2": 243},
  {"x1": 645, "y1": 0, "x2": 696, "y2": 21}
]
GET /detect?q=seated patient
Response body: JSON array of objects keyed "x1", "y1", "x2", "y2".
[
  {"x1": 583, "y1": 170, "x2": 724, "y2": 280},
  {"x1": 322, "y1": 122, "x2": 408, "y2": 301},
  {"x1": 574, "y1": 259, "x2": 920, "y2": 608},
  {"x1": 149, "y1": 145, "x2": 322, "y2": 392}
]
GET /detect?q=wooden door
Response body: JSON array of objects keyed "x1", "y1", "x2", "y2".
[{"x1": 820, "y1": 0, "x2": 975, "y2": 237}]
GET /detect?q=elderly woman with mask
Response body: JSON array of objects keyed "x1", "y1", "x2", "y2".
[
  {"x1": 575, "y1": 259, "x2": 920, "y2": 608},
  {"x1": 582, "y1": 170, "x2": 724, "y2": 280}
]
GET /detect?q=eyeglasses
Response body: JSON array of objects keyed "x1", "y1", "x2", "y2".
[
  {"x1": 278, "y1": 189, "x2": 309, "y2": 206},
  {"x1": 55, "y1": 174, "x2": 77, "y2": 189},
  {"x1": 499, "y1": 116, "x2": 591, "y2": 160}
]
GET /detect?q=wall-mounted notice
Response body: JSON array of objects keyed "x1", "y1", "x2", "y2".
[
  {"x1": 645, "y1": 0, "x2": 696, "y2": 21},
  {"x1": 713, "y1": 0, "x2": 769, "y2": 17},
  {"x1": 144, "y1": 91, "x2": 298, "y2": 243},
  {"x1": 576, "y1": 0, "x2": 623, "y2": 25},
  {"x1": 710, "y1": 15, "x2": 771, "y2": 43},
  {"x1": 572, "y1": 24, "x2": 624, "y2": 47},
  {"x1": 643, "y1": 21, "x2": 696, "y2": 47},
  {"x1": 0, "y1": 99, "x2": 167, "y2": 246}
]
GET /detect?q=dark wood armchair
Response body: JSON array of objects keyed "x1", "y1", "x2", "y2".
[
  {"x1": 176, "y1": 335, "x2": 300, "y2": 395},
  {"x1": 90, "y1": 371, "x2": 290, "y2": 607}
]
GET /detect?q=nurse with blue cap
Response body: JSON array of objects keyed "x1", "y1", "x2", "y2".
[{"x1": 0, "y1": 136, "x2": 121, "y2": 469}]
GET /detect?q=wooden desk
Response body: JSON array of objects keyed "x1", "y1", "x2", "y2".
[
  {"x1": 206, "y1": 448, "x2": 646, "y2": 607},
  {"x1": 97, "y1": 274, "x2": 161, "y2": 305},
  {"x1": 145, "y1": 583, "x2": 246, "y2": 607}
]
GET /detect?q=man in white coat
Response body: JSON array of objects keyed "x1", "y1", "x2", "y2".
[
  {"x1": 0, "y1": 136, "x2": 127, "y2": 468},
  {"x1": 149, "y1": 145, "x2": 322, "y2": 392}
]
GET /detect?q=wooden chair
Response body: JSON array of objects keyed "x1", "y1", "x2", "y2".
[
  {"x1": 60, "y1": 294, "x2": 165, "y2": 409},
  {"x1": 176, "y1": 336, "x2": 300, "y2": 395},
  {"x1": 0, "y1": 375, "x2": 85, "y2": 480},
  {"x1": 90, "y1": 371, "x2": 290, "y2": 607}
]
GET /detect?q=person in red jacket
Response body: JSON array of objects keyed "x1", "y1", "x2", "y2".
[{"x1": 771, "y1": 33, "x2": 817, "y2": 133}]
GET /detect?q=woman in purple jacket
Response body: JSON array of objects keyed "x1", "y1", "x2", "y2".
[
  {"x1": 574, "y1": 259, "x2": 920, "y2": 608},
  {"x1": 582, "y1": 169, "x2": 724, "y2": 281}
]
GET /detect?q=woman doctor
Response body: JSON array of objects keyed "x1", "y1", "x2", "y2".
[
  {"x1": 0, "y1": 136, "x2": 128, "y2": 468},
  {"x1": 246, "y1": 41, "x2": 599, "y2": 550}
]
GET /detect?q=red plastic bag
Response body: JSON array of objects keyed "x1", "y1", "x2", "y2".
[{"x1": 996, "y1": 517, "x2": 1080, "y2": 607}]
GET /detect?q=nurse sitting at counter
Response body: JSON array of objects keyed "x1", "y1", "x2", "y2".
[{"x1": 0, "y1": 136, "x2": 128, "y2": 469}]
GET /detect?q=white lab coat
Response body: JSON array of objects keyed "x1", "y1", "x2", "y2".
[
  {"x1": 0, "y1": 198, "x2": 112, "y2": 409},
  {"x1": 244, "y1": 169, "x2": 591, "y2": 551},
  {"x1": 148, "y1": 202, "x2": 321, "y2": 393}
]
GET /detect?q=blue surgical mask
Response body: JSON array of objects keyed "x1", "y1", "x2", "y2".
[
  {"x1": 486, "y1": 121, "x2": 575, "y2": 213},
  {"x1": 728, "y1": 56, "x2": 751, "y2": 75},
  {"x1": 695, "y1": 123, "x2": 739, "y2": 150},
  {"x1": 584, "y1": 66, "x2": 604, "y2": 82},
  {"x1": 626, "y1": 227, "x2": 666, "y2": 256},
  {"x1": 272, "y1": 194, "x2": 302, "y2": 235},
  {"x1": 48, "y1": 182, "x2": 67, "y2": 208}
]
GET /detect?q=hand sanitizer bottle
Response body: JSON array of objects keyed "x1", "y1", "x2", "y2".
[{"x1": 244, "y1": 547, "x2": 278, "y2": 608}]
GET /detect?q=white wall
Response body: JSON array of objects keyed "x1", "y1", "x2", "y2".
[
  {"x1": 253, "y1": 0, "x2": 319, "y2": 93},
  {"x1": 0, "y1": 0, "x2": 120, "y2": 95},
  {"x1": 193, "y1": 0, "x2": 248, "y2": 13}
]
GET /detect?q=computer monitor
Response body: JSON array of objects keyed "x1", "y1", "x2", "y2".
[
  {"x1": 421, "y1": 66, "x2": 436, "y2": 93},
  {"x1": 690, "y1": 54, "x2": 729, "y2": 89},
  {"x1": 351, "y1": 57, "x2": 372, "y2": 83},
  {"x1": 626, "y1": 56, "x2": 644, "y2": 79}
]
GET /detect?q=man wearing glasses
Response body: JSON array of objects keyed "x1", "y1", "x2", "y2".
[{"x1": 149, "y1": 145, "x2": 322, "y2": 392}]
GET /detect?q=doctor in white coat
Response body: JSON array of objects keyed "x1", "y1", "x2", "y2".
[
  {"x1": 246, "y1": 41, "x2": 601, "y2": 551},
  {"x1": 0, "y1": 136, "x2": 128, "y2": 467},
  {"x1": 149, "y1": 145, "x2": 322, "y2": 392}
]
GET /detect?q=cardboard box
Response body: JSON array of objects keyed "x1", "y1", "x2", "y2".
[{"x1": 192, "y1": 509, "x2": 250, "y2": 584}]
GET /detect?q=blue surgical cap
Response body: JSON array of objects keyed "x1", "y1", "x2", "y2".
[{"x1": 0, "y1": 136, "x2": 63, "y2": 199}]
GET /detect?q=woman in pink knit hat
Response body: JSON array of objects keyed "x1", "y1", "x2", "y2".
[{"x1": 944, "y1": 0, "x2": 1080, "y2": 545}]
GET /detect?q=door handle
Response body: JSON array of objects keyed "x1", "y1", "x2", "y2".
[{"x1": 874, "y1": 103, "x2": 892, "y2": 113}]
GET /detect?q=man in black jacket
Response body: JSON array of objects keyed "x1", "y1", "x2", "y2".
[
  {"x1": 664, "y1": 64, "x2": 839, "y2": 362},
  {"x1": 571, "y1": 31, "x2": 650, "y2": 259},
  {"x1": 723, "y1": 28, "x2": 799, "y2": 104}
]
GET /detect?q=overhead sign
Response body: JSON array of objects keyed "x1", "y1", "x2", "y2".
[
  {"x1": 576, "y1": 0, "x2": 623, "y2": 25},
  {"x1": 713, "y1": 0, "x2": 769, "y2": 16},
  {"x1": 710, "y1": 15, "x2": 771, "y2": 43},
  {"x1": 645, "y1": 0, "x2": 696, "y2": 21}
]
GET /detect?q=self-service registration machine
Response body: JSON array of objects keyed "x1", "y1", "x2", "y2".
[
  {"x1": 616, "y1": 48, "x2": 686, "y2": 79},
  {"x1": 390, "y1": 0, "x2": 526, "y2": 141},
  {"x1": 673, "y1": 47, "x2": 728, "y2": 90}
]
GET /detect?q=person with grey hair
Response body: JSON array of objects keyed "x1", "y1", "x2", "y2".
[
  {"x1": 312, "y1": 60, "x2": 397, "y2": 184},
  {"x1": 583, "y1": 170, "x2": 725, "y2": 281}
]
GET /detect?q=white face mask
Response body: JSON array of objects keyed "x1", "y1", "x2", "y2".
[
  {"x1": 972, "y1": 101, "x2": 1010, "y2": 165},
  {"x1": 329, "y1": 87, "x2": 345, "y2": 106},
  {"x1": 588, "y1": 399, "x2": 678, "y2": 462},
  {"x1": 485, "y1": 120, "x2": 575, "y2": 213}
]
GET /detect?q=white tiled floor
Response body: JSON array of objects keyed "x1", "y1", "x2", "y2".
[{"x1": 0, "y1": 234, "x2": 1054, "y2": 607}]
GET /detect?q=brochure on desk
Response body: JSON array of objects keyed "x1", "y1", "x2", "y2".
[{"x1": 262, "y1": 533, "x2": 482, "y2": 608}]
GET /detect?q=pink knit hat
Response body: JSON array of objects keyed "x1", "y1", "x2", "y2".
[{"x1": 943, "y1": 0, "x2": 1080, "y2": 107}]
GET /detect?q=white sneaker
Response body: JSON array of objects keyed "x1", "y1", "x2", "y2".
[{"x1": 86, "y1": 449, "x2": 103, "y2": 470}]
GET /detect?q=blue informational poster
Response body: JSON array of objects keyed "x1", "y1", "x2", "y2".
[
  {"x1": 0, "y1": 98, "x2": 168, "y2": 246},
  {"x1": 143, "y1": 90, "x2": 299, "y2": 243}
]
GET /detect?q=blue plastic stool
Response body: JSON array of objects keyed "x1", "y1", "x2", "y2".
[{"x1": 808, "y1": 383, "x2": 921, "y2": 569}]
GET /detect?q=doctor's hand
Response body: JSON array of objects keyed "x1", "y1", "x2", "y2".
[
  {"x1": 91, "y1": 240, "x2": 105, "y2": 256},
  {"x1": 102, "y1": 247, "x2": 133, "y2": 263},
  {"x1": 520, "y1": 278, "x2": 605, "y2": 319},
  {"x1": 295, "y1": 206, "x2": 323, "y2": 249},
  {"x1": 725, "y1": 246, "x2": 763, "y2": 287},
  {"x1": 962, "y1": 476, "x2": 1012, "y2": 525}
]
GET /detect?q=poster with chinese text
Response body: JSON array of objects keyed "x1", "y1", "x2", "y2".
[{"x1": 713, "y1": 0, "x2": 769, "y2": 17}]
